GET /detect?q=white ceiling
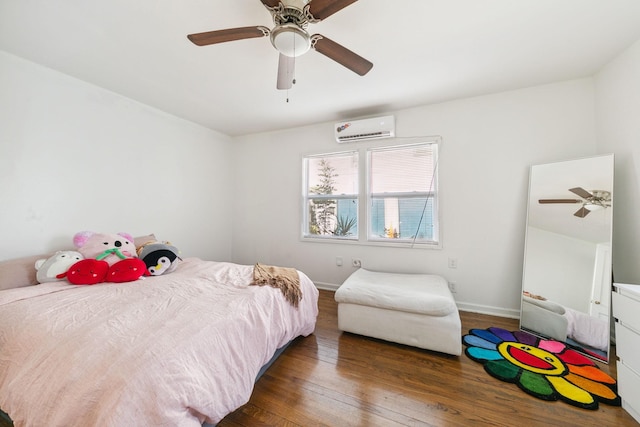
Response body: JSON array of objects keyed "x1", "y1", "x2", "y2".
[{"x1": 2, "y1": 0, "x2": 640, "y2": 137}]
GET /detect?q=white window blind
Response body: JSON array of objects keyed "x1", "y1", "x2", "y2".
[{"x1": 367, "y1": 143, "x2": 438, "y2": 245}]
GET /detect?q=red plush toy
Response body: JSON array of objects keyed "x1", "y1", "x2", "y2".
[
  {"x1": 62, "y1": 259, "x2": 110, "y2": 285},
  {"x1": 57, "y1": 231, "x2": 146, "y2": 285},
  {"x1": 62, "y1": 258, "x2": 147, "y2": 285},
  {"x1": 105, "y1": 258, "x2": 147, "y2": 283}
]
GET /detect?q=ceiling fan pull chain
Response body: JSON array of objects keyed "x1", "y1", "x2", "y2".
[
  {"x1": 287, "y1": 54, "x2": 298, "y2": 103},
  {"x1": 289, "y1": 55, "x2": 292, "y2": 102},
  {"x1": 292, "y1": 54, "x2": 297, "y2": 86}
]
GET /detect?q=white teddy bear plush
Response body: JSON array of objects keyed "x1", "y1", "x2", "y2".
[{"x1": 35, "y1": 251, "x2": 84, "y2": 283}]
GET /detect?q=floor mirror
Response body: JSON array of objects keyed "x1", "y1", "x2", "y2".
[{"x1": 520, "y1": 154, "x2": 614, "y2": 362}]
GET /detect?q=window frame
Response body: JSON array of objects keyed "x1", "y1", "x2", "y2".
[
  {"x1": 302, "y1": 150, "x2": 360, "y2": 241},
  {"x1": 365, "y1": 142, "x2": 440, "y2": 248},
  {"x1": 301, "y1": 138, "x2": 441, "y2": 249}
]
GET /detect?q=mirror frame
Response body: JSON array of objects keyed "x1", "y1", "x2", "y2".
[{"x1": 520, "y1": 154, "x2": 614, "y2": 363}]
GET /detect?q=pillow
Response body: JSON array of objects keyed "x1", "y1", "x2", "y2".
[
  {"x1": 134, "y1": 234, "x2": 156, "y2": 249},
  {"x1": 0, "y1": 254, "x2": 50, "y2": 291}
]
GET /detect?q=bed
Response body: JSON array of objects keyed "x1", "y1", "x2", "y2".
[{"x1": 0, "y1": 257, "x2": 319, "y2": 426}]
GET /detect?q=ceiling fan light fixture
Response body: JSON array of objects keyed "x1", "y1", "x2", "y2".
[
  {"x1": 270, "y1": 23, "x2": 311, "y2": 57},
  {"x1": 583, "y1": 203, "x2": 605, "y2": 212}
]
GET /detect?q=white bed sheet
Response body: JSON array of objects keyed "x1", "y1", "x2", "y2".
[{"x1": 0, "y1": 258, "x2": 318, "y2": 426}]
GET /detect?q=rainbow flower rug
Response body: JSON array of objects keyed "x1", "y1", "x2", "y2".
[{"x1": 463, "y1": 327, "x2": 621, "y2": 410}]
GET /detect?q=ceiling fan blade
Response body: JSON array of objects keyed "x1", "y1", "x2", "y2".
[
  {"x1": 187, "y1": 26, "x2": 269, "y2": 46},
  {"x1": 538, "y1": 199, "x2": 582, "y2": 204},
  {"x1": 311, "y1": 34, "x2": 373, "y2": 76},
  {"x1": 308, "y1": 0, "x2": 358, "y2": 21},
  {"x1": 574, "y1": 207, "x2": 591, "y2": 218},
  {"x1": 569, "y1": 187, "x2": 593, "y2": 199},
  {"x1": 277, "y1": 54, "x2": 295, "y2": 90},
  {"x1": 259, "y1": 0, "x2": 281, "y2": 8}
]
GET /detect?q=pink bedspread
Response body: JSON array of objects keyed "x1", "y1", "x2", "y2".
[{"x1": 0, "y1": 258, "x2": 318, "y2": 426}]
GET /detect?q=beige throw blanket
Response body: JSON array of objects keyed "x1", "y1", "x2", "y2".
[{"x1": 252, "y1": 263, "x2": 302, "y2": 307}]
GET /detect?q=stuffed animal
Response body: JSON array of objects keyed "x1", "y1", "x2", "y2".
[
  {"x1": 73, "y1": 231, "x2": 138, "y2": 266},
  {"x1": 35, "y1": 251, "x2": 84, "y2": 283},
  {"x1": 106, "y1": 258, "x2": 148, "y2": 282},
  {"x1": 58, "y1": 231, "x2": 146, "y2": 285},
  {"x1": 138, "y1": 242, "x2": 181, "y2": 276},
  {"x1": 60, "y1": 259, "x2": 111, "y2": 285},
  {"x1": 59, "y1": 258, "x2": 147, "y2": 285}
]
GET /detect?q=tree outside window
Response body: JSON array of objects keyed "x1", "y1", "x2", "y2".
[{"x1": 304, "y1": 152, "x2": 358, "y2": 239}]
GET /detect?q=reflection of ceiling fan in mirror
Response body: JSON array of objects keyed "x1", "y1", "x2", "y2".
[
  {"x1": 187, "y1": 0, "x2": 373, "y2": 90},
  {"x1": 538, "y1": 187, "x2": 612, "y2": 218}
]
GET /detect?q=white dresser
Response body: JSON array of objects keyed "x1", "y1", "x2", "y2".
[{"x1": 613, "y1": 283, "x2": 640, "y2": 424}]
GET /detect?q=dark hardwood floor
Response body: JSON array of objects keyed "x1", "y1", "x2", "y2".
[{"x1": 220, "y1": 289, "x2": 638, "y2": 426}]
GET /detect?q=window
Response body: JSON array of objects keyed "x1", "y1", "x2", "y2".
[
  {"x1": 302, "y1": 141, "x2": 439, "y2": 247},
  {"x1": 367, "y1": 144, "x2": 438, "y2": 245},
  {"x1": 303, "y1": 151, "x2": 359, "y2": 240}
]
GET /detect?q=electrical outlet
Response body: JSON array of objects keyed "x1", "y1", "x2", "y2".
[
  {"x1": 448, "y1": 258, "x2": 458, "y2": 269},
  {"x1": 336, "y1": 257, "x2": 343, "y2": 266},
  {"x1": 448, "y1": 282, "x2": 457, "y2": 293},
  {"x1": 352, "y1": 259, "x2": 362, "y2": 268}
]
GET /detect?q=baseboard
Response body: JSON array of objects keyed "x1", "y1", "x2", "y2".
[
  {"x1": 314, "y1": 281, "x2": 340, "y2": 291},
  {"x1": 456, "y1": 302, "x2": 520, "y2": 319},
  {"x1": 313, "y1": 282, "x2": 520, "y2": 320}
]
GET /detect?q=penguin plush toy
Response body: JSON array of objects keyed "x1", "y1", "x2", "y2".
[{"x1": 138, "y1": 242, "x2": 181, "y2": 276}]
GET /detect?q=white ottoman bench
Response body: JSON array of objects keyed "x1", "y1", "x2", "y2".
[{"x1": 334, "y1": 268, "x2": 461, "y2": 356}]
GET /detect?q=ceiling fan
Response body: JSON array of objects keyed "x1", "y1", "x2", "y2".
[
  {"x1": 187, "y1": 0, "x2": 373, "y2": 90},
  {"x1": 538, "y1": 187, "x2": 612, "y2": 218}
]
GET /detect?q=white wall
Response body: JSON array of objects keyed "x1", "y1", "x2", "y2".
[
  {"x1": 231, "y1": 79, "x2": 598, "y2": 316},
  {"x1": 595, "y1": 39, "x2": 640, "y2": 284},
  {"x1": 0, "y1": 51, "x2": 234, "y2": 261},
  {"x1": 523, "y1": 227, "x2": 595, "y2": 312},
  {"x1": 7, "y1": 37, "x2": 637, "y2": 316}
]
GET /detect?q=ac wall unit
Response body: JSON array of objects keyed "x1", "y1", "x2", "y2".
[{"x1": 334, "y1": 115, "x2": 395, "y2": 143}]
